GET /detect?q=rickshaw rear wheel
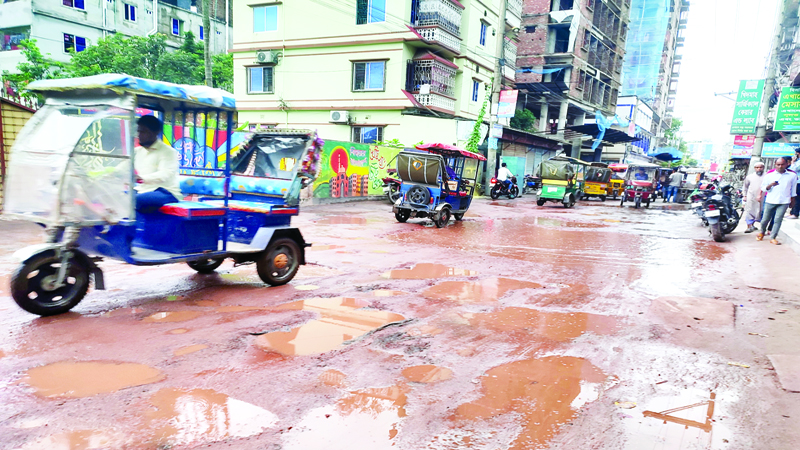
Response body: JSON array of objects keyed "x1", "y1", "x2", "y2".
[
  {"x1": 536, "y1": 198, "x2": 545, "y2": 206},
  {"x1": 187, "y1": 258, "x2": 225, "y2": 274},
  {"x1": 434, "y1": 207, "x2": 451, "y2": 228},
  {"x1": 395, "y1": 209, "x2": 411, "y2": 223},
  {"x1": 453, "y1": 213, "x2": 464, "y2": 221},
  {"x1": 257, "y1": 238, "x2": 300, "y2": 286},
  {"x1": 600, "y1": 195, "x2": 607, "y2": 202},
  {"x1": 635, "y1": 197, "x2": 642, "y2": 209},
  {"x1": 11, "y1": 254, "x2": 90, "y2": 316}
]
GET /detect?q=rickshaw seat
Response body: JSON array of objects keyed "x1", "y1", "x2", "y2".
[
  {"x1": 158, "y1": 201, "x2": 227, "y2": 218},
  {"x1": 179, "y1": 175, "x2": 226, "y2": 197},
  {"x1": 458, "y1": 192, "x2": 468, "y2": 197},
  {"x1": 202, "y1": 199, "x2": 299, "y2": 216}
]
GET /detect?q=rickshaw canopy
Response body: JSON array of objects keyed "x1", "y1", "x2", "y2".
[
  {"x1": 539, "y1": 158, "x2": 576, "y2": 181},
  {"x1": 397, "y1": 152, "x2": 443, "y2": 185},
  {"x1": 415, "y1": 143, "x2": 487, "y2": 161}
]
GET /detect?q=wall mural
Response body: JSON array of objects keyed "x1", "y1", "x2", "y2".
[{"x1": 312, "y1": 141, "x2": 370, "y2": 198}]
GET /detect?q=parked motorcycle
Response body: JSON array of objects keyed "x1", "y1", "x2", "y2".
[
  {"x1": 490, "y1": 176, "x2": 519, "y2": 199},
  {"x1": 382, "y1": 175, "x2": 402, "y2": 204},
  {"x1": 521, "y1": 175, "x2": 541, "y2": 195},
  {"x1": 702, "y1": 183, "x2": 741, "y2": 242}
]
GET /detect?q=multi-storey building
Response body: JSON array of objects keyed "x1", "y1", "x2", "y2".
[
  {"x1": 230, "y1": 0, "x2": 522, "y2": 146},
  {"x1": 514, "y1": 0, "x2": 632, "y2": 161},
  {"x1": 0, "y1": 0, "x2": 232, "y2": 75},
  {"x1": 620, "y1": 0, "x2": 689, "y2": 146}
]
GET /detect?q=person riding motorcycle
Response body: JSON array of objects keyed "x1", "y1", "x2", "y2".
[{"x1": 497, "y1": 163, "x2": 513, "y2": 190}]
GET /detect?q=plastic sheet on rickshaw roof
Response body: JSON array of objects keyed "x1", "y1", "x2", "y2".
[
  {"x1": 586, "y1": 167, "x2": 612, "y2": 183},
  {"x1": 4, "y1": 104, "x2": 134, "y2": 225},
  {"x1": 231, "y1": 135, "x2": 311, "y2": 179},
  {"x1": 397, "y1": 152, "x2": 442, "y2": 185},
  {"x1": 538, "y1": 159, "x2": 575, "y2": 181}
]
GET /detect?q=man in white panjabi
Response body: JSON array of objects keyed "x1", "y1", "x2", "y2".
[{"x1": 742, "y1": 161, "x2": 765, "y2": 233}]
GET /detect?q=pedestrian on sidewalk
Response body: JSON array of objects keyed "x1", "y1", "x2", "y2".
[
  {"x1": 666, "y1": 168, "x2": 682, "y2": 203},
  {"x1": 743, "y1": 161, "x2": 765, "y2": 233},
  {"x1": 789, "y1": 149, "x2": 800, "y2": 219},
  {"x1": 757, "y1": 157, "x2": 798, "y2": 244}
]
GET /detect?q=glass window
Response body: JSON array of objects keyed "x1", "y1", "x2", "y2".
[
  {"x1": 1, "y1": 27, "x2": 30, "y2": 52},
  {"x1": 253, "y1": 6, "x2": 278, "y2": 32},
  {"x1": 124, "y1": 4, "x2": 136, "y2": 21},
  {"x1": 357, "y1": 0, "x2": 386, "y2": 24},
  {"x1": 472, "y1": 80, "x2": 479, "y2": 102},
  {"x1": 63, "y1": 33, "x2": 86, "y2": 53},
  {"x1": 199, "y1": 26, "x2": 204, "y2": 40},
  {"x1": 352, "y1": 126, "x2": 383, "y2": 144},
  {"x1": 353, "y1": 61, "x2": 385, "y2": 91},
  {"x1": 479, "y1": 22, "x2": 487, "y2": 46},
  {"x1": 63, "y1": 0, "x2": 85, "y2": 9},
  {"x1": 248, "y1": 67, "x2": 274, "y2": 93},
  {"x1": 172, "y1": 19, "x2": 183, "y2": 36}
]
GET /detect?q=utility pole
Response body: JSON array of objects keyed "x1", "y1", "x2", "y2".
[
  {"x1": 486, "y1": 0, "x2": 508, "y2": 183},
  {"x1": 749, "y1": 0, "x2": 787, "y2": 175},
  {"x1": 203, "y1": 0, "x2": 213, "y2": 87}
]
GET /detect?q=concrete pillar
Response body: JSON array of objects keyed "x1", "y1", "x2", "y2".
[
  {"x1": 571, "y1": 111, "x2": 586, "y2": 159},
  {"x1": 557, "y1": 100, "x2": 568, "y2": 139},
  {"x1": 574, "y1": 111, "x2": 586, "y2": 126},
  {"x1": 538, "y1": 102, "x2": 549, "y2": 133}
]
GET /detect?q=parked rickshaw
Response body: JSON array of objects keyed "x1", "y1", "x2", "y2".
[
  {"x1": 582, "y1": 163, "x2": 612, "y2": 201},
  {"x1": 607, "y1": 163, "x2": 627, "y2": 199},
  {"x1": 392, "y1": 143, "x2": 485, "y2": 228},
  {"x1": 4, "y1": 74, "x2": 322, "y2": 316},
  {"x1": 620, "y1": 162, "x2": 660, "y2": 208},
  {"x1": 535, "y1": 156, "x2": 588, "y2": 208}
]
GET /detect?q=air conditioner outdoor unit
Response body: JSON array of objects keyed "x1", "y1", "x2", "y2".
[
  {"x1": 255, "y1": 50, "x2": 278, "y2": 64},
  {"x1": 790, "y1": 134, "x2": 800, "y2": 143},
  {"x1": 329, "y1": 111, "x2": 350, "y2": 123}
]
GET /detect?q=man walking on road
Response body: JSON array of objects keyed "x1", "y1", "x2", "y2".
[
  {"x1": 757, "y1": 157, "x2": 798, "y2": 244},
  {"x1": 743, "y1": 161, "x2": 765, "y2": 233},
  {"x1": 789, "y1": 149, "x2": 800, "y2": 219},
  {"x1": 666, "y1": 168, "x2": 682, "y2": 203}
]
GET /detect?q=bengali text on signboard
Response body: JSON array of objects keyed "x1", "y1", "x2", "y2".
[{"x1": 729, "y1": 80, "x2": 763, "y2": 135}]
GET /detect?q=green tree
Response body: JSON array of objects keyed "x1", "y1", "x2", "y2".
[
  {"x1": 509, "y1": 109, "x2": 536, "y2": 131},
  {"x1": 211, "y1": 53, "x2": 233, "y2": 92},
  {"x1": 67, "y1": 34, "x2": 168, "y2": 79},
  {"x1": 1, "y1": 39, "x2": 65, "y2": 99}
]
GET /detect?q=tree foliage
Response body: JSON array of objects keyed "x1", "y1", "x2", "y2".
[
  {"x1": 3, "y1": 33, "x2": 233, "y2": 97},
  {"x1": 509, "y1": 109, "x2": 536, "y2": 131}
]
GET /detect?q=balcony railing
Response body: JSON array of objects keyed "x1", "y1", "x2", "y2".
[
  {"x1": 503, "y1": 38, "x2": 517, "y2": 81},
  {"x1": 506, "y1": 0, "x2": 522, "y2": 28},
  {"x1": 411, "y1": 0, "x2": 463, "y2": 53},
  {"x1": 413, "y1": 93, "x2": 456, "y2": 112},
  {"x1": 406, "y1": 58, "x2": 457, "y2": 112}
]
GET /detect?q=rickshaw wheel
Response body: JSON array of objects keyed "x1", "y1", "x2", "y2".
[
  {"x1": 395, "y1": 209, "x2": 411, "y2": 223},
  {"x1": 453, "y1": 213, "x2": 464, "y2": 221},
  {"x1": 257, "y1": 238, "x2": 300, "y2": 286},
  {"x1": 536, "y1": 198, "x2": 545, "y2": 207},
  {"x1": 635, "y1": 197, "x2": 641, "y2": 209},
  {"x1": 11, "y1": 254, "x2": 90, "y2": 316},
  {"x1": 600, "y1": 195, "x2": 607, "y2": 202},
  {"x1": 434, "y1": 207, "x2": 451, "y2": 228},
  {"x1": 187, "y1": 258, "x2": 225, "y2": 274}
]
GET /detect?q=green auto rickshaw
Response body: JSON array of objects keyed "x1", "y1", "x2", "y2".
[{"x1": 535, "y1": 156, "x2": 588, "y2": 208}]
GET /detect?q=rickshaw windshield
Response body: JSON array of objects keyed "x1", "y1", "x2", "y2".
[
  {"x1": 4, "y1": 103, "x2": 134, "y2": 225},
  {"x1": 232, "y1": 134, "x2": 312, "y2": 179},
  {"x1": 626, "y1": 166, "x2": 658, "y2": 182}
]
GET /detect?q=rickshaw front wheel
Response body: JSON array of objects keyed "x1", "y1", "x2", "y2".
[
  {"x1": 257, "y1": 238, "x2": 300, "y2": 286},
  {"x1": 395, "y1": 209, "x2": 411, "y2": 223},
  {"x1": 600, "y1": 195, "x2": 607, "y2": 202},
  {"x1": 11, "y1": 254, "x2": 90, "y2": 316},
  {"x1": 536, "y1": 199, "x2": 546, "y2": 207},
  {"x1": 187, "y1": 258, "x2": 225, "y2": 274},
  {"x1": 434, "y1": 207, "x2": 451, "y2": 228}
]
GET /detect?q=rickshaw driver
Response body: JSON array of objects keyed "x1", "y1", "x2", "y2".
[
  {"x1": 634, "y1": 168, "x2": 648, "y2": 181},
  {"x1": 134, "y1": 115, "x2": 182, "y2": 213},
  {"x1": 497, "y1": 163, "x2": 513, "y2": 189}
]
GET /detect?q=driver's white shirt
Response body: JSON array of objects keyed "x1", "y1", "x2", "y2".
[
  {"x1": 134, "y1": 140, "x2": 181, "y2": 198},
  {"x1": 497, "y1": 167, "x2": 513, "y2": 182}
]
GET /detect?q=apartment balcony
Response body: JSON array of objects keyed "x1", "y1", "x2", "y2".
[
  {"x1": 411, "y1": 0, "x2": 463, "y2": 54},
  {"x1": 506, "y1": 0, "x2": 522, "y2": 29},
  {"x1": 0, "y1": 0, "x2": 33, "y2": 29},
  {"x1": 406, "y1": 55, "x2": 458, "y2": 113},
  {"x1": 503, "y1": 38, "x2": 517, "y2": 82}
]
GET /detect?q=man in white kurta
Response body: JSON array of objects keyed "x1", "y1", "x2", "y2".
[
  {"x1": 134, "y1": 115, "x2": 181, "y2": 213},
  {"x1": 742, "y1": 161, "x2": 765, "y2": 233}
]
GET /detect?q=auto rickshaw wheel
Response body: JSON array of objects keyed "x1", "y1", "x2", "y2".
[
  {"x1": 453, "y1": 213, "x2": 464, "y2": 221},
  {"x1": 600, "y1": 195, "x2": 607, "y2": 202},
  {"x1": 536, "y1": 198, "x2": 545, "y2": 206},
  {"x1": 187, "y1": 258, "x2": 225, "y2": 274},
  {"x1": 645, "y1": 199, "x2": 650, "y2": 208},
  {"x1": 635, "y1": 197, "x2": 642, "y2": 209},
  {"x1": 407, "y1": 186, "x2": 430, "y2": 205},
  {"x1": 11, "y1": 253, "x2": 90, "y2": 316},
  {"x1": 257, "y1": 238, "x2": 300, "y2": 286},
  {"x1": 395, "y1": 209, "x2": 411, "y2": 223},
  {"x1": 434, "y1": 207, "x2": 451, "y2": 228}
]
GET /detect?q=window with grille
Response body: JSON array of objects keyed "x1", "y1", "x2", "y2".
[
  {"x1": 479, "y1": 21, "x2": 487, "y2": 46},
  {"x1": 577, "y1": 71, "x2": 586, "y2": 90},
  {"x1": 356, "y1": 0, "x2": 386, "y2": 24},
  {"x1": 124, "y1": 4, "x2": 136, "y2": 21},
  {"x1": 63, "y1": 33, "x2": 86, "y2": 53},
  {"x1": 253, "y1": 5, "x2": 278, "y2": 32},
  {"x1": 352, "y1": 126, "x2": 383, "y2": 144},
  {"x1": 249, "y1": 67, "x2": 274, "y2": 94},
  {"x1": 353, "y1": 61, "x2": 385, "y2": 91},
  {"x1": 63, "y1": 0, "x2": 85, "y2": 10},
  {"x1": 472, "y1": 80, "x2": 479, "y2": 102}
]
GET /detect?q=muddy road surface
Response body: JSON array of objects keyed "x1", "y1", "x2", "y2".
[{"x1": 1, "y1": 196, "x2": 799, "y2": 450}]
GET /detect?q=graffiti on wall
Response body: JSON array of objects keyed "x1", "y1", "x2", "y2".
[
  {"x1": 368, "y1": 145, "x2": 402, "y2": 195},
  {"x1": 312, "y1": 141, "x2": 371, "y2": 198}
]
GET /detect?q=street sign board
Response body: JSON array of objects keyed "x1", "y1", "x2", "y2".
[
  {"x1": 774, "y1": 86, "x2": 800, "y2": 131},
  {"x1": 731, "y1": 135, "x2": 755, "y2": 158},
  {"x1": 497, "y1": 90, "x2": 518, "y2": 118},
  {"x1": 762, "y1": 142, "x2": 800, "y2": 158},
  {"x1": 730, "y1": 80, "x2": 763, "y2": 135}
]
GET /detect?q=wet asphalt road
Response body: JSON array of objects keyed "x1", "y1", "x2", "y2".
[{"x1": 1, "y1": 195, "x2": 800, "y2": 450}]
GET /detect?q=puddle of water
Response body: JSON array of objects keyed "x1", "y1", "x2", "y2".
[
  {"x1": 254, "y1": 298, "x2": 406, "y2": 356},
  {"x1": 295, "y1": 285, "x2": 319, "y2": 291},
  {"x1": 382, "y1": 263, "x2": 478, "y2": 280},
  {"x1": 372, "y1": 289, "x2": 408, "y2": 297},
  {"x1": 0, "y1": 349, "x2": 5, "y2": 359},
  {"x1": 295, "y1": 265, "x2": 345, "y2": 279},
  {"x1": 402, "y1": 365, "x2": 453, "y2": 383},
  {"x1": 23, "y1": 361, "x2": 165, "y2": 398},
  {"x1": 215, "y1": 305, "x2": 270, "y2": 313},
  {"x1": 168, "y1": 328, "x2": 189, "y2": 335},
  {"x1": 147, "y1": 388, "x2": 278, "y2": 447},
  {"x1": 282, "y1": 385, "x2": 408, "y2": 450},
  {"x1": 174, "y1": 344, "x2": 208, "y2": 357},
  {"x1": 422, "y1": 278, "x2": 542, "y2": 303},
  {"x1": 454, "y1": 356, "x2": 608, "y2": 450},
  {"x1": 142, "y1": 311, "x2": 202, "y2": 323},
  {"x1": 102, "y1": 308, "x2": 144, "y2": 317},
  {"x1": 470, "y1": 307, "x2": 618, "y2": 342},
  {"x1": 319, "y1": 369, "x2": 347, "y2": 387},
  {"x1": 308, "y1": 244, "x2": 346, "y2": 251},
  {"x1": 315, "y1": 216, "x2": 367, "y2": 225},
  {"x1": 18, "y1": 429, "x2": 129, "y2": 450},
  {"x1": 406, "y1": 325, "x2": 444, "y2": 336},
  {"x1": 537, "y1": 217, "x2": 607, "y2": 229}
]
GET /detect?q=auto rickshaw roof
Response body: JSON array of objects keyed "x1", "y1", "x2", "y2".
[
  {"x1": 551, "y1": 156, "x2": 591, "y2": 166},
  {"x1": 27, "y1": 74, "x2": 236, "y2": 111},
  {"x1": 627, "y1": 163, "x2": 661, "y2": 169},
  {"x1": 415, "y1": 143, "x2": 487, "y2": 161}
]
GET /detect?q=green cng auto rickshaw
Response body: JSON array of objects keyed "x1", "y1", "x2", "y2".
[{"x1": 535, "y1": 156, "x2": 588, "y2": 208}]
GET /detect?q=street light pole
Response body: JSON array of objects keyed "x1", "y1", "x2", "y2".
[
  {"x1": 749, "y1": 0, "x2": 787, "y2": 174},
  {"x1": 486, "y1": 0, "x2": 508, "y2": 183}
]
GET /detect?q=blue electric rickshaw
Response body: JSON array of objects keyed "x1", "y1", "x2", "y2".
[{"x1": 4, "y1": 74, "x2": 322, "y2": 316}]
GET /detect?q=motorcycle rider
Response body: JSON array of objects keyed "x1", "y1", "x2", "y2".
[{"x1": 497, "y1": 163, "x2": 514, "y2": 192}]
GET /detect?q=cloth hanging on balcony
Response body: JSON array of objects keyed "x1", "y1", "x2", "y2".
[{"x1": 516, "y1": 68, "x2": 564, "y2": 74}]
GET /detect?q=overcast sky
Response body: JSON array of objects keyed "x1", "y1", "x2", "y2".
[{"x1": 672, "y1": 0, "x2": 781, "y2": 144}]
